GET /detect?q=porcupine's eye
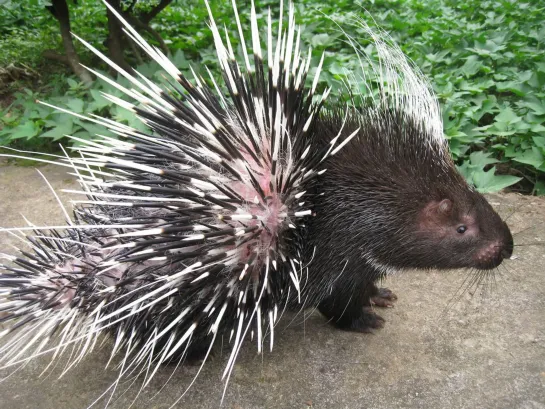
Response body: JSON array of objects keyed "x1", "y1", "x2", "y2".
[{"x1": 457, "y1": 225, "x2": 467, "y2": 234}]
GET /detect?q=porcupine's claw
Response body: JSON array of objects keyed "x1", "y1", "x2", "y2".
[
  {"x1": 370, "y1": 287, "x2": 398, "y2": 308},
  {"x1": 349, "y1": 307, "x2": 386, "y2": 333},
  {"x1": 349, "y1": 286, "x2": 396, "y2": 333},
  {"x1": 318, "y1": 280, "x2": 394, "y2": 333},
  {"x1": 345, "y1": 286, "x2": 396, "y2": 333}
]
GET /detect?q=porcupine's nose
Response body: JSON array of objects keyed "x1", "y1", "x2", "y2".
[
  {"x1": 475, "y1": 238, "x2": 512, "y2": 270},
  {"x1": 475, "y1": 237, "x2": 511, "y2": 270},
  {"x1": 475, "y1": 219, "x2": 514, "y2": 269}
]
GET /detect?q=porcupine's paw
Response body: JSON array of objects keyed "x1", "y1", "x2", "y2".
[
  {"x1": 370, "y1": 287, "x2": 397, "y2": 308},
  {"x1": 348, "y1": 307, "x2": 386, "y2": 333}
]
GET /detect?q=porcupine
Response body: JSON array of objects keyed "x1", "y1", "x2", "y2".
[{"x1": 0, "y1": 0, "x2": 513, "y2": 404}]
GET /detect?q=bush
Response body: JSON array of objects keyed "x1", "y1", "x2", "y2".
[{"x1": 1, "y1": 0, "x2": 544, "y2": 194}]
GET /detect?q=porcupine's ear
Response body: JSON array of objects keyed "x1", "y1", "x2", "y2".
[
  {"x1": 438, "y1": 199, "x2": 453, "y2": 216},
  {"x1": 418, "y1": 199, "x2": 454, "y2": 231}
]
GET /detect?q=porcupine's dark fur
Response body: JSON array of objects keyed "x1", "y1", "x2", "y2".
[
  {"x1": 304, "y1": 109, "x2": 513, "y2": 331},
  {"x1": 0, "y1": 0, "x2": 513, "y2": 405}
]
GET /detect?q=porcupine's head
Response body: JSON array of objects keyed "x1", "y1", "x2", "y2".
[
  {"x1": 318, "y1": 109, "x2": 513, "y2": 272},
  {"x1": 312, "y1": 21, "x2": 513, "y2": 274}
]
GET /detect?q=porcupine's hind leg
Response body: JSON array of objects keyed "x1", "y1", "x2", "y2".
[{"x1": 318, "y1": 281, "x2": 397, "y2": 333}]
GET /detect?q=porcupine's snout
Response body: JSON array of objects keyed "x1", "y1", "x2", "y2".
[{"x1": 473, "y1": 222, "x2": 513, "y2": 270}]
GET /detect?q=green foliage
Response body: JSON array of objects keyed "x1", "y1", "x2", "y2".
[
  {"x1": 0, "y1": 0, "x2": 108, "y2": 68},
  {"x1": 0, "y1": 63, "x2": 172, "y2": 149},
  {"x1": 1, "y1": 0, "x2": 544, "y2": 194},
  {"x1": 0, "y1": 0, "x2": 56, "y2": 67},
  {"x1": 456, "y1": 151, "x2": 522, "y2": 194}
]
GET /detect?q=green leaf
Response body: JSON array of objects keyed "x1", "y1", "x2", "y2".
[
  {"x1": 473, "y1": 167, "x2": 521, "y2": 193},
  {"x1": 73, "y1": 119, "x2": 114, "y2": 139},
  {"x1": 310, "y1": 33, "x2": 331, "y2": 47},
  {"x1": 88, "y1": 89, "x2": 112, "y2": 112},
  {"x1": 512, "y1": 147, "x2": 544, "y2": 169},
  {"x1": 460, "y1": 56, "x2": 483, "y2": 77},
  {"x1": 171, "y1": 49, "x2": 189, "y2": 69},
  {"x1": 524, "y1": 101, "x2": 545, "y2": 116},
  {"x1": 328, "y1": 62, "x2": 345, "y2": 76},
  {"x1": 533, "y1": 137, "x2": 545, "y2": 149},
  {"x1": 469, "y1": 151, "x2": 498, "y2": 167},
  {"x1": 8, "y1": 121, "x2": 40, "y2": 140},
  {"x1": 456, "y1": 160, "x2": 474, "y2": 183},
  {"x1": 65, "y1": 98, "x2": 85, "y2": 114},
  {"x1": 494, "y1": 107, "x2": 521, "y2": 125},
  {"x1": 66, "y1": 78, "x2": 79, "y2": 88},
  {"x1": 495, "y1": 81, "x2": 528, "y2": 97},
  {"x1": 41, "y1": 117, "x2": 74, "y2": 140}
]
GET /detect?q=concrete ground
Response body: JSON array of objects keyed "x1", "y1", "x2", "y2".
[{"x1": 0, "y1": 162, "x2": 544, "y2": 409}]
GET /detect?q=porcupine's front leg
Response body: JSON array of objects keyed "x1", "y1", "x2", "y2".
[
  {"x1": 369, "y1": 284, "x2": 398, "y2": 308},
  {"x1": 318, "y1": 279, "x2": 395, "y2": 333}
]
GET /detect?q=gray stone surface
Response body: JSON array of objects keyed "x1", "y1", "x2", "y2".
[{"x1": 0, "y1": 163, "x2": 544, "y2": 409}]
